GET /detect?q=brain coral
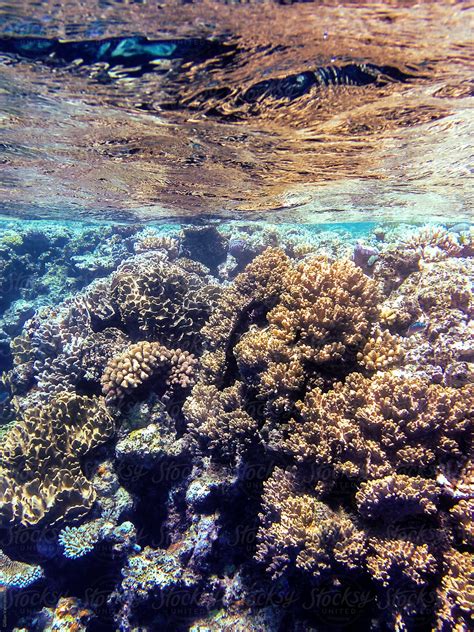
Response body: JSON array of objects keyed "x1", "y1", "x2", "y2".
[{"x1": 0, "y1": 393, "x2": 114, "y2": 527}]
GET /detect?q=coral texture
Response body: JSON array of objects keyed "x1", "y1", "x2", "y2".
[
  {"x1": 0, "y1": 222, "x2": 472, "y2": 632},
  {"x1": 0, "y1": 393, "x2": 114, "y2": 527},
  {"x1": 101, "y1": 340, "x2": 197, "y2": 404}
]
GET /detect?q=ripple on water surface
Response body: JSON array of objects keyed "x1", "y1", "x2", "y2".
[{"x1": 0, "y1": 0, "x2": 472, "y2": 222}]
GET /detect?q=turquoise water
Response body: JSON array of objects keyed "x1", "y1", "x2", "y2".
[{"x1": 0, "y1": 1, "x2": 473, "y2": 631}]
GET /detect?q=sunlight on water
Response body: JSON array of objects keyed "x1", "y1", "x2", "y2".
[{"x1": 0, "y1": 0, "x2": 472, "y2": 222}]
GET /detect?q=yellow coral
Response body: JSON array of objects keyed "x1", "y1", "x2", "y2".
[{"x1": 0, "y1": 393, "x2": 114, "y2": 527}]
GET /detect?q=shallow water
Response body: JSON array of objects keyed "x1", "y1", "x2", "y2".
[
  {"x1": 0, "y1": 3, "x2": 473, "y2": 632},
  {"x1": 1, "y1": 0, "x2": 473, "y2": 222}
]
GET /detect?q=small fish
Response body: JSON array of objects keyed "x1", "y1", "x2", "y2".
[{"x1": 407, "y1": 321, "x2": 427, "y2": 335}]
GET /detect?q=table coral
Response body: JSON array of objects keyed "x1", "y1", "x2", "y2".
[{"x1": 0, "y1": 550, "x2": 43, "y2": 589}]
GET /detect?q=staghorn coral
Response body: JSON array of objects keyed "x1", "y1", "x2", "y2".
[
  {"x1": 101, "y1": 340, "x2": 197, "y2": 404},
  {"x1": 0, "y1": 392, "x2": 114, "y2": 527},
  {"x1": 0, "y1": 550, "x2": 43, "y2": 589}
]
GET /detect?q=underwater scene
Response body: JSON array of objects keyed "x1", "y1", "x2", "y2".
[{"x1": 0, "y1": 1, "x2": 473, "y2": 631}]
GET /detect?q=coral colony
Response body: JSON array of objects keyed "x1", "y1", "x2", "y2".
[{"x1": 0, "y1": 221, "x2": 472, "y2": 630}]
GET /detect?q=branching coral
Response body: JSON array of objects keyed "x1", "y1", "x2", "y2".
[
  {"x1": 355, "y1": 475, "x2": 439, "y2": 521},
  {"x1": 357, "y1": 327, "x2": 403, "y2": 371},
  {"x1": 401, "y1": 225, "x2": 463, "y2": 262},
  {"x1": 233, "y1": 255, "x2": 380, "y2": 418},
  {"x1": 0, "y1": 393, "x2": 114, "y2": 527},
  {"x1": 366, "y1": 537, "x2": 438, "y2": 588},
  {"x1": 0, "y1": 223, "x2": 471, "y2": 631},
  {"x1": 134, "y1": 235, "x2": 180, "y2": 259},
  {"x1": 187, "y1": 249, "x2": 382, "y2": 459},
  {"x1": 256, "y1": 468, "x2": 366, "y2": 580},
  {"x1": 101, "y1": 340, "x2": 197, "y2": 404},
  {"x1": 0, "y1": 550, "x2": 43, "y2": 588},
  {"x1": 378, "y1": 257, "x2": 473, "y2": 385},
  {"x1": 435, "y1": 549, "x2": 474, "y2": 631},
  {"x1": 184, "y1": 382, "x2": 258, "y2": 462},
  {"x1": 287, "y1": 372, "x2": 473, "y2": 481}
]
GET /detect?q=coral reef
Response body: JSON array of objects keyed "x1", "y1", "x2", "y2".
[
  {"x1": 0, "y1": 220, "x2": 472, "y2": 631},
  {"x1": 0, "y1": 393, "x2": 114, "y2": 527}
]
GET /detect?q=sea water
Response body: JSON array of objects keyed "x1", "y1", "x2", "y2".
[{"x1": 0, "y1": 1, "x2": 472, "y2": 631}]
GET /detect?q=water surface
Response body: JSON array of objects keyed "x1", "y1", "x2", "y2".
[{"x1": 0, "y1": 0, "x2": 472, "y2": 222}]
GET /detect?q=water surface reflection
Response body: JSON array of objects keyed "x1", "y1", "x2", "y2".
[{"x1": 0, "y1": 0, "x2": 472, "y2": 221}]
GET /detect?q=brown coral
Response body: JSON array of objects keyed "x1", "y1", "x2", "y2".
[
  {"x1": 357, "y1": 327, "x2": 403, "y2": 371},
  {"x1": 450, "y1": 499, "x2": 474, "y2": 547},
  {"x1": 183, "y1": 382, "x2": 258, "y2": 462},
  {"x1": 134, "y1": 235, "x2": 179, "y2": 259},
  {"x1": 256, "y1": 468, "x2": 366, "y2": 580},
  {"x1": 435, "y1": 549, "x2": 474, "y2": 631},
  {"x1": 287, "y1": 372, "x2": 473, "y2": 481},
  {"x1": 0, "y1": 393, "x2": 114, "y2": 527},
  {"x1": 110, "y1": 252, "x2": 220, "y2": 351},
  {"x1": 355, "y1": 475, "x2": 439, "y2": 521},
  {"x1": 101, "y1": 341, "x2": 197, "y2": 404},
  {"x1": 366, "y1": 537, "x2": 438, "y2": 588}
]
